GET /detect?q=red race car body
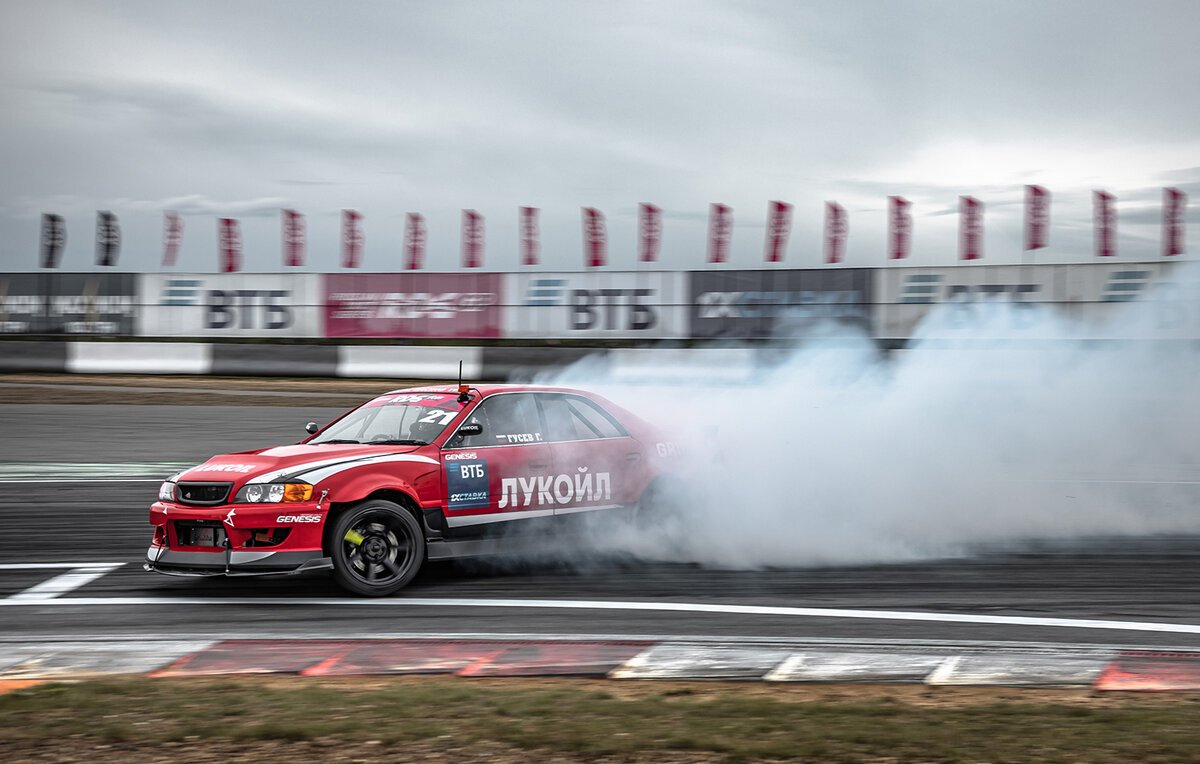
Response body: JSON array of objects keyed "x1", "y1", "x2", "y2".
[{"x1": 146, "y1": 384, "x2": 678, "y2": 595}]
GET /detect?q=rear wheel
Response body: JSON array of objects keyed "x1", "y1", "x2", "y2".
[{"x1": 330, "y1": 499, "x2": 424, "y2": 596}]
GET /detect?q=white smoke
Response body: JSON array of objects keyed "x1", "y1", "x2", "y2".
[{"x1": 536, "y1": 269, "x2": 1200, "y2": 568}]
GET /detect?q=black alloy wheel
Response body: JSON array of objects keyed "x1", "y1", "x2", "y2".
[{"x1": 330, "y1": 499, "x2": 425, "y2": 596}]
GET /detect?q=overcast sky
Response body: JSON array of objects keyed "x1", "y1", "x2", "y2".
[{"x1": 1, "y1": 0, "x2": 1198, "y2": 272}]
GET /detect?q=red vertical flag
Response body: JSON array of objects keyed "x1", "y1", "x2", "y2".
[
  {"x1": 1024, "y1": 185, "x2": 1049, "y2": 251},
  {"x1": 341, "y1": 210, "x2": 363, "y2": 268},
  {"x1": 638, "y1": 203, "x2": 661, "y2": 262},
  {"x1": 959, "y1": 196, "x2": 983, "y2": 260},
  {"x1": 764, "y1": 201, "x2": 793, "y2": 263},
  {"x1": 1163, "y1": 187, "x2": 1187, "y2": 257},
  {"x1": 461, "y1": 209, "x2": 484, "y2": 268},
  {"x1": 519, "y1": 207, "x2": 540, "y2": 265},
  {"x1": 403, "y1": 213, "x2": 426, "y2": 270},
  {"x1": 282, "y1": 209, "x2": 306, "y2": 267},
  {"x1": 218, "y1": 218, "x2": 242, "y2": 272},
  {"x1": 582, "y1": 207, "x2": 607, "y2": 267},
  {"x1": 1094, "y1": 191, "x2": 1116, "y2": 257},
  {"x1": 707, "y1": 203, "x2": 733, "y2": 263},
  {"x1": 162, "y1": 211, "x2": 183, "y2": 267},
  {"x1": 888, "y1": 196, "x2": 911, "y2": 259},
  {"x1": 824, "y1": 202, "x2": 847, "y2": 264}
]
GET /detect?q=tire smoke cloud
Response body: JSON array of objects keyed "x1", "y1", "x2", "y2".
[{"x1": 538, "y1": 276, "x2": 1200, "y2": 568}]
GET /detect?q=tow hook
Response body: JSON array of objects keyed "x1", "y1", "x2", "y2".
[{"x1": 317, "y1": 489, "x2": 329, "y2": 510}]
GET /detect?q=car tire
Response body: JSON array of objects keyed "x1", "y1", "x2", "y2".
[{"x1": 329, "y1": 499, "x2": 425, "y2": 596}]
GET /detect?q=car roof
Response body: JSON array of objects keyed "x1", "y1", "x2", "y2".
[{"x1": 382, "y1": 383, "x2": 595, "y2": 397}]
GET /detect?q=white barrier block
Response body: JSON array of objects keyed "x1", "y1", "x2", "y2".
[
  {"x1": 66, "y1": 342, "x2": 211, "y2": 375},
  {"x1": 0, "y1": 640, "x2": 217, "y2": 679},
  {"x1": 925, "y1": 653, "x2": 1115, "y2": 688},
  {"x1": 610, "y1": 643, "x2": 790, "y2": 680},
  {"x1": 337, "y1": 346, "x2": 483, "y2": 379},
  {"x1": 765, "y1": 651, "x2": 946, "y2": 682}
]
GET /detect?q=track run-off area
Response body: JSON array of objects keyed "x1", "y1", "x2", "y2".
[{"x1": 4, "y1": 378, "x2": 1200, "y2": 659}]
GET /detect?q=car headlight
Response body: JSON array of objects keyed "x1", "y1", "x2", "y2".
[
  {"x1": 234, "y1": 483, "x2": 313, "y2": 504},
  {"x1": 158, "y1": 481, "x2": 176, "y2": 502}
]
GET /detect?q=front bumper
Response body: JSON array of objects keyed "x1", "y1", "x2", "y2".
[
  {"x1": 144, "y1": 547, "x2": 332, "y2": 577},
  {"x1": 146, "y1": 500, "x2": 330, "y2": 577}
]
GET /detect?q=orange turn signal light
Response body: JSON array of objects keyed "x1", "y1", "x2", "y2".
[{"x1": 282, "y1": 483, "x2": 314, "y2": 502}]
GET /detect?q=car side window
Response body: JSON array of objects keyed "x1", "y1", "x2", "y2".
[
  {"x1": 455, "y1": 393, "x2": 543, "y2": 448},
  {"x1": 539, "y1": 394, "x2": 625, "y2": 442}
]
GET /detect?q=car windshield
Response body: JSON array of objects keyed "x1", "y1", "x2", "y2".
[{"x1": 310, "y1": 392, "x2": 467, "y2": 445}]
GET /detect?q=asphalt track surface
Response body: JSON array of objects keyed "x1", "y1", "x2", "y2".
[{"x1": 5, "y1": 401, "x2": 1200, "y2": 651}]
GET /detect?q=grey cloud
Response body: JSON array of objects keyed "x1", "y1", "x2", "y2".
[{"x1": 119, "y1": 195, "x2": 291, "y2": 218}]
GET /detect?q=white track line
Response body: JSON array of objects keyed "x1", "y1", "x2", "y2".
[
  {"x1": 0, "y1": 563, "x2": 126, "y2": 570},
  {"x1": 1, "y1": 595, "x2": 1200, "y2": 635},
  {"x1": 7, "y1": 564, "x2": 124, "y2": 601}
]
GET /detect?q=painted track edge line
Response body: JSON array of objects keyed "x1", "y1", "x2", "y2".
[{"x1": 3, "y1": 596, "x2": 1200, "y2": 635}]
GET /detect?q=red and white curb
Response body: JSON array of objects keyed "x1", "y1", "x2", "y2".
[{"x1": 3, "y1": 638, "x2": 1200, "y2": 690}]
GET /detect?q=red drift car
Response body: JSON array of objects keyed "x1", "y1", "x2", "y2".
[{"x1": 146, "y1": 384, "x2": 679, "y2": 595}]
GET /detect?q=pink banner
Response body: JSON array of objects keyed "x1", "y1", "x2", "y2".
[
  {"x1": 162, "y1": 211, "x2": 183, "y2": 267},
  {"x1": 888, "y1": 196, "x2": 911, "y2": 259},
  {"x1": 403, "y1": 213, "x2": 426, "y2": 270},
  {"x1": 461, "y1": 209, "x2": 484, "y2": 268},
  {"x1": 707, "y1": 203, "x2": 733, "y2": 263},
  {"x1": 1164, "y1": 187, "x2": 1187, "y2": 257},
  {"x1": 583, "y1": 207, "x2": 607, "y2": 267},
  {"x1": 218, "y1": 218, "x2": 242, "y2": 272},
  {"x1": 764, "y1": 201, "x2": 793, "y2": 263},
  {"x1": 1094, "y1": 191, "x2": 1116, "y2": 257},
  {"x1": 341, "y1": 209, "x2": 363, "y2": 268},
  {"x1": 638, "y1": 203, "x2": 661, "y2": 262},
  {"x1": 325, "y1": 273, "x2": 503, "y2": 338},
  {"x1": 1024, "y1": 186, "x2": 1049, "y2": 251},
  {"x1": 282, "y1": 209, "x2": 306, "y2": 267},
  {"x1": 824, "y1": 201, "x2": 847, "y2": 264},
  {"x1": 519, "y1": 206, "x2": 540, "y2": 265},
  {"x1": 959, "y1": 196, "x2": 983, "y2": 260}
]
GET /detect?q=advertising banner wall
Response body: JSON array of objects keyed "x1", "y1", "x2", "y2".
[
  {"x1": 689, "y1": 269, "x2": 873, "y2": 340},
  {"x1": 505, "y1": 271, "x2": 687, "y2": 339},
  {"x1": 325, "y1": 273, "x2": 503, "y2": 338},
  {"x1": 0, "y1": 273, "x2": 136, "y2": 334},
  {"x1": 875, "y1": 263, "x2": 1200, "y2": 340},
  {"x1": 138, "y1": 273, "x2": 322, "y2": 337}
]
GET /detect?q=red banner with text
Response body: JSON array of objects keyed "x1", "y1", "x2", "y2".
[
  {"x1": 707, "y1": 203, "x2": 732, "y2": 263},
  {"x1": 403, "y1": 213, "x2": 426, "y2": 270},
  {"x1": 638, "y1": 203, "x2": 661, "y2": 263},
  {"x1": 218, "y1": 218, "x2": 241, "y2": 272},
  {"x1": 325, "y1": 273, "x2": 504, "y2": 338},
  {"x1": 520, "y1": 206, "x2": 540, "y2": 265},
  {"x1": 959, "y1": 196, "x2": 983, "y2": 260},
  {"x1": 283, "y1": 209, "x2": 306, "y2": 267},
  {"x1": 764, "y1": 201, "x2": 793, "y2": 263},
  {"x1": 888, "y1": 196, "x2": 911, "y2": 260},
  {"x1": 1163, "y1": 188, "x2": 1187, "y2": 257},
  {"x1": 583, "y1": 207, "x2": 607, "y2": 267},
  {"x1": 1094, "y1": 191, "x2": 1116, "y2": 257},
  {"x1": 1024, "y1": 186, "x2": 1049, "y2": 251}
]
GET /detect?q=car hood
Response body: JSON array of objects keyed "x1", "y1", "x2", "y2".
[{"x1": 176, "y1": 443, "x2": 437, "y2": 486}]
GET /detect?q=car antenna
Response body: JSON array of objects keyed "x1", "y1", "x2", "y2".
[{"x1": 457, "y1": 360, "x2": 471, "y2": 403}]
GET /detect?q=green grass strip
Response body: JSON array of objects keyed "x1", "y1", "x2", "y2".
[{"x1": 3, "y1": 676, "x2": 1200, "y2": 762}]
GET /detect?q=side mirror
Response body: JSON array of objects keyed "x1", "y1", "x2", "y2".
[
  {"x1": 456, "y1": 423, "x2": 483, "y2": 437},
  {"x1": 305, "y1": 422, "x2": 320, "y2": 435}
]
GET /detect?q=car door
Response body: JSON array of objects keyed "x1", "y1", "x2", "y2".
[
  {"x1": 536, "y1": 392, "x2": 644, "y2": 515},
  {"x1": 440, "y1": 392, "x2": 554, "y2": 530}
]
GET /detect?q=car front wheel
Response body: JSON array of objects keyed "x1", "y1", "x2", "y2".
[{"x1": 330, "y1": 499, "x2": 425, "y2": 596}]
